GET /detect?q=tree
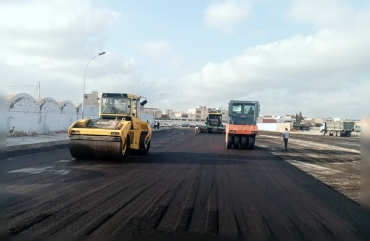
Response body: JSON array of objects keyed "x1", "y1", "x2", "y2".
[{"x1": 294, "y1": 112, "x2": 304, "y2": 123}]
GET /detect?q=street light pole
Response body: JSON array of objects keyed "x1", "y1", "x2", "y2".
[
  {"x1": 152, "y1": 93, "x2": 163, "y2": 119},
  {"x1": 82, "y1": 51, "x2": 106, "y2": 118},
  {"x1": 134, "y1": 82, "x2": 147, "y2": 95}
]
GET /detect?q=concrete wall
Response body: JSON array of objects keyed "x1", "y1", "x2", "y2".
[
  {"x1": 257, "y1": 123, "x2": 278, "y2": 131},
  {"x1": 6, "y1": 93, "x2": 155, "y2": 136},
  {"x1": 7, "y1": 93, "x2": 97, "y2": 136},
  {"x1": 257, "y1": 123, "x2": 292, "y2": 132}
]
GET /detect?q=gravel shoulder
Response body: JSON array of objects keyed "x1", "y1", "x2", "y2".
[{"x1": 257, "y1": 131, "x2": 361, "y2": 203}]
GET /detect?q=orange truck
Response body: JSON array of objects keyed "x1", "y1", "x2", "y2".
[{"x1": 225, "y1": 100, "x2": 259, "y2": 150}]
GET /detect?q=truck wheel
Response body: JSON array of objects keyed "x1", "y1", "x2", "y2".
[
  {"x1": 248, "y1": 136, "x2": 255, "y2": 150},
  {"x1": 142, "y1": 140, "x2": 150, "y2": 155},
  {"x1": 241, "y1": 136, "x2": 248, "y2": 149},
  {"x1": 120, "y1": 137, "x2": 130, "y2": 161},
  {"x1": 336, "y1": 131, "x2": 341, "y2": 137},
  {"x1": 234, "y1": 136, "x2": 240, "y2": 149},
  {"x1": 226, "y1": 134, "x2": 233, "y2": 149}
]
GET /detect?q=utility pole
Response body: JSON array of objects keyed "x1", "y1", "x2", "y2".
[{"x1": 82, "y1": 51, "x2": 106, "y2": 118}]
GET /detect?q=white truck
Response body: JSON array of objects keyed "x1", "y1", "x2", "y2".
[{"x1": 320, "y1": 121, "x2": 355, "y2": 137}]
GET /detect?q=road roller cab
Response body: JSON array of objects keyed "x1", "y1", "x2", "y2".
[
  {"x1": 225, "y1": 100, "x2": 259, "y2": 150},
  {"x1": 68, "y1": 93, "x2": 152, "y2": 161}
]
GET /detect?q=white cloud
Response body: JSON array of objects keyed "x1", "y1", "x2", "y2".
[
  {"x1": 161, "y1": 2, "x2": 370, "y2": 119},
  {"x1": 287, "y1": 0, "x2": 356, "y2": 29},
  {"x1": 137, "y1": 40, "x2": 172, "y2": 61},
  {"x1": 204, "y1": 0, "x2": 253, "y2": 34},
  {"x1": 1, "y1": 0, "x2": 136, "y2": 104}
]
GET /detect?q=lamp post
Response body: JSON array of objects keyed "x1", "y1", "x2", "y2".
[
  {"x1": 82, "y1": 51, "x2": 106, "y2": 118},
  {"x1": 134, "y1": 82, "x2": 147, "y2": 95},
  {"x1": 152, "y1": 93, "x2": 164, "y2": 119}
]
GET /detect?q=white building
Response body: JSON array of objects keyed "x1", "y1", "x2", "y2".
[
  {"x1": 84, "y1": 91, "x2": 99, "y2": 106},
  {"x1": 141, "y1": 108, "x2": 162, "y2": 119},
  {"x1": 188, "y1": 106, "x2": 208, "y2": 121}
]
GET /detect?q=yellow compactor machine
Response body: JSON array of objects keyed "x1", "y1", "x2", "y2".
[{"x1": 68, "y1": 93, "x2": 152, "y2": 161}]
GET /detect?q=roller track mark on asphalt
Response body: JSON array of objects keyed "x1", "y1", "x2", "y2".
[
  {"x1": 76, "y1": 213, "x2": 114, "y2": 235},
  {"x1": 152, "y1": 162, "x2": 199, "y2": 234},
  {"x1": 86, "y1": 158, "x2": 189, "y2": 235},
  {"x1": 186, "y1": 165, "x2": 211, "y2": 234},
  {"x1": 8, "y1": 170, "x2": 125, "y2": 219},
  {"x1": 62, "y1": 161, "x2": 177, "y2": 234},
  {"x1": 6, "y1": 129, "x2": 368, "y2": 235},
  {"x1": 276, "y1": 161, "x2": 358, "y2": 234},
  {"x1": 111, "y1": 189, "x2": 169, "y2": 235},
  {"x1": 144, "y1": 179, "x2": 187, "y2": 232},
  {"x1": 8, "y1": 178, "x2": 125, "y2": 232},
  {"x1": 173, "y1": 178, "x2": 200, "y2": 234},
  {"x1": 216, "y1": 160, "x2": 239, "y2": 235},
  {"x1": 76, "y1": 185, "x2": 153, "y2": 235},
  {"x1": 205, "y1": 173, "x2": 218, "y2": 235},
  {"x1": 37, "y1": 211, "x2": 88, "y2": 235},
  {"x1": 225, "y1": 166, "x2": 251, "y2": 235},
  {"x1": 7, "y1": 155, "x2": 172, "y2": 221},
  {"x1": 8, "y1": 163, "x2": 164, "y2": 232},
  {"x1": 233, "y1": 213, "x2": 242, "y2": 235},
  {"x1": 8, "y1": 212, "x2": 52, "y2": 235},
  {"x1": 261, "y1": 216, "x2": 274, "y2": 235},
  {"x1": 109, "y1": 189, "x2": 170, "y2": 235}
]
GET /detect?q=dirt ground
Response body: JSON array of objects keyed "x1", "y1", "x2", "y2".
[{"x1": 257, "y1": 131, "x2": 361, "y2": 203}]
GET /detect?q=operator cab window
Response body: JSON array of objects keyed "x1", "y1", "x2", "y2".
[
  {"x1": 244, "y1": 105, "x2": 255, "y2": 115},
  {"x1": 101, "y1": 97, "x2": 130, "y2": 114},
  {"x1": 232, "y1": 104, "x2": 242, "y2": 114}
]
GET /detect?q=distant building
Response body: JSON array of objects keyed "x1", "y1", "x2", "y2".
[
  {"x1": 220, "y1": 109, "x2": 229, "y2": 123},
  {"x1": 142, "y1": 108, "x2": 162, "y2": 119},
  {"x1": 84, "y1": 91, "x2": 99, "y2": 106},
  {"x1": 188, "y1": 106, "x2": 208, "y2": 121},
  {"x1": 262, "y1": 119, "x2": 277, "y2": 123},
  {"x1": 165, "y1": 109, "x2": 175, "y2": 118}
]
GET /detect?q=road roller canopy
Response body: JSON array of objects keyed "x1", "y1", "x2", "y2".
[
  {"x1": 228, "y1": 100, "x2": 260, "y2": 125},
  {"x1": 99, "y1": 93, "x2": 144, "y2": 117}
]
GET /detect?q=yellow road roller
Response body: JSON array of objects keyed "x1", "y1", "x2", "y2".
[{"x1": 68, "y1": 93, "x2": 152, "y2": 161}]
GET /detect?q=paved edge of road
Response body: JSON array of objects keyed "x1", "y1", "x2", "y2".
[{"x1": 6, "y1": 128, "x2": 172, "y2": 152}]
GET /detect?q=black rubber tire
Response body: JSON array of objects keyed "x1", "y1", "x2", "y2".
[
  {"x1": 226, "y1": 134, "x2": 233, "y2": 149},
  {"x1": 142, "y1": 140, "x2": 150, "y2": 155},
  {"x1": 69, "y1": 142, "x2": 84, "y2": 159},
  {"x1": 120, "y1": 137, "x2": 130, "y2": 161},
  {"x1": 234, "y1": 136, "x2": 240, "y2": 149},
  {"x1": 248, "y1": 136, "x2": 255, "y2": 150},
  {"x1": 241, "y1": 136, "x2": 248, "y2": 149}
]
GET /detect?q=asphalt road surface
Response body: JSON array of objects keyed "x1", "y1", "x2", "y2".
[{"x1": 6, "y1": 129, "x2": 369, "y2": 235}]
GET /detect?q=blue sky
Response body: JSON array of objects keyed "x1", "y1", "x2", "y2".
[{"x1": 2, "y1": 0, "x2": 369, "y2": 119}]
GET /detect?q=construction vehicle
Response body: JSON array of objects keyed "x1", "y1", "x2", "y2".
[
  {"x1": 225, "y1": 100, "x2": 259, "y2": 149},
  {"x1": 68, "y1": 93, "x2": 152, "y2": 161},
  {"x1": 195, "y1": 111, "x2": 225, "y2": 134},
  {"x1": 293, "y1": 121, "x2": 311, "y2": 131},
  {"x1": 320, "y1": 121, "x2": 355, "y2": 137}
]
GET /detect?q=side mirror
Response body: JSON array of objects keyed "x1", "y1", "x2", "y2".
[{"x1": 140, "y1": 100, "x2": 147, "y2": 106}]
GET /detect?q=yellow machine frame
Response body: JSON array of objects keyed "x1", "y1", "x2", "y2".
[{"x1": 68, "y1": 93, "x2": 152, "y2": 161}]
